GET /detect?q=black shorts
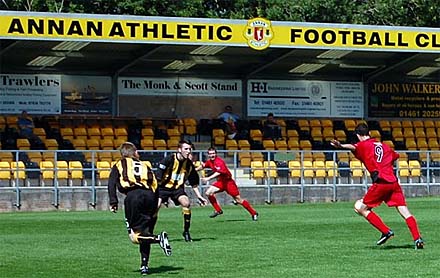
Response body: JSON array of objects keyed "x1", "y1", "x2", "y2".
[
  {"x1": 158, "y1": 186, "x2": 187, "y2": 206},
  {"x1": 124, "y1": 188, "x2": 158, "y2": 235}
]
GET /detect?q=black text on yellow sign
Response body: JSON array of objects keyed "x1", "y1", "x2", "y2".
[
  {"x1": 287, "y1": 28, "x2": 440, "y2": 49},
  {"x1": 4, "y1": 17, "x2": 237, "y2": 43}
]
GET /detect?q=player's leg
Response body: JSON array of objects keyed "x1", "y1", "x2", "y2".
[
  {"x1": 388, "y1": 183, "x2": 424, "y2": 249},
  {"x1": 354, "y1": 198, "x2": 393, "y2": 245},
  {"x1": 228, "y1": 181, "x2": 258, "y2": 220},
  {"x1": 205, "y1": 185, "x2": 223, "y2": 217},
  {"x1": 177, "y1": 194, "x2": 193, "y2": 242},
  {"x1": 396, "y1": 206, "x2": 424, "y2": 249}
]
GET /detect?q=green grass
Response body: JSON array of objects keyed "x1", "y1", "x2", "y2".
[{"x1": 0, "y1": 197, "x2": 439, "y2": 278}]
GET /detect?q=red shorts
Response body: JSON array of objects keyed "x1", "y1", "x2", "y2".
[
  {"x1": 363, "y1": 181, "x2": 407, "y2": 208},
  {"x1": 213, "y1": 179, "x2": 240, "y2": 197}
]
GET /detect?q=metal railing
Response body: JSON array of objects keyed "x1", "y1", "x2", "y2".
[{"x1": 0, "y1": 149, "x2": 439, "y2": 208}]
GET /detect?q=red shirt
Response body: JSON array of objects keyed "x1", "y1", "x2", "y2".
[
  {"x1": 204, "y1": 156, "x2": 232, "y2": 182},
  {"x1": 353, "y1": 138, "x2": 399, "y2": 183}
]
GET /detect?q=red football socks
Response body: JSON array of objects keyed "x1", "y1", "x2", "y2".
[
  {"x1": 366, "y1": 211, "x2": 390, "y2": 234},
  {"x1": 208, "y1": 195, "x2": 222, "y2": 212},
  {"x1": 241, "y1": 200, "x2": 257, "y2": 216},
  {"x1": 405, "y1": 216, "x2": 421, "y2": 240}
]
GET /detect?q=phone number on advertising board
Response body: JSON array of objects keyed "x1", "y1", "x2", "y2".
[{"x1": 399, "y1": 110, "x2": 440, "y2": 118}]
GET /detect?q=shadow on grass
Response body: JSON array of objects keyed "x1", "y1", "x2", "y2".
[
  {"x1": 171, "y1": 236, "x2": 217, "y2": 242},
  {"x1": 132, "y1": 265, "x2": 184, "y2": 275},
  {"x1": 366, "y1": 244, "x2": 414, "y2": 250}
]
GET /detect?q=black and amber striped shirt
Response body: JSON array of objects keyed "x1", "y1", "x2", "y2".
[
  {"x1": 108, "y1": 157, "x2": 157, "y2": 206},
  {"x1": 156, "y1": 153, "x2": 199, "y2": 190}
]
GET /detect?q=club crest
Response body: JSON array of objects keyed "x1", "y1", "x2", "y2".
[{"x1": 244, "y1": 18, "x2": 273, "y2": 50}]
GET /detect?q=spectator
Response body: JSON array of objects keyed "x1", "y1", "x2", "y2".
[
  {"x1": 263, "y1": 112, "x2": 282, "y2": 140},
  {"x1": 17, "y1": 110, "x2": 35, "y2": 138},
  {"x1": 217, "y1": 105, "x2": 240, "y2": 124},
  {"x1": 17, "y1": 110, "x2": 42, "y2": 145},
  {"x1": 217, "y1": 105, "x2": 247, "y2": 140}
]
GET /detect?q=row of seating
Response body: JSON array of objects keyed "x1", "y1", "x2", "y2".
[
  {"x1": 0, "y1": 160, "x2": 138, "y2": 187},
  {"x1": 249, "y1": 159, "x2": 427, "y2": 184}
]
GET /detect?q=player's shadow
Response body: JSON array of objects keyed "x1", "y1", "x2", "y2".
[
  {"x1": 172, "y1": 237, "x2": 217, "y2": 242},
  {"x1": 367, "y1": 244, "x2": 414, "y2": 250},
  {"x1": 223, "y1": 219, "x2": 246, "y2": 222},
  {"x1": 133, "y1": 265, "x2": 184, "y2": 275}
]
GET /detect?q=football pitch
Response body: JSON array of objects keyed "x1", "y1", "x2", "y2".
[{"x1": 0, "y1": 197, "x2": 438, "y2": 278}]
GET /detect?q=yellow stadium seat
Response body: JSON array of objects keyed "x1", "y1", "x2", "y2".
[
  {"x1": 86, "y1": 139, "x2": 101, "y2": 150},
  {"x1": 289, "y1": 160, "x2": 301, "y2": 180},
  {"x1": 275, "y1": 140, "x2": 288, "y2": 150},
  {"x1": 98, "y1": 151, "x2": 113, "y2": 162},
  {"x1": 250, "y1": 129, "x2": 263, "y2": 142},
  {"x1": 369, "y1": 130, "x2": 381, "y2": 140},
  {"x1": 183, "y1": 118, "x2": 198, "y2": 136},
  {"x1": 417, "y1": 138, "x2": 428, "y2": 150},
  {"x1": 350, "y1": 160, "x2": 364, "y2": 179},
  {"x1": 409, "y1": 160, "x2": 421, "y2": 179},
  {"x1": 71, "y1": 138, "x2": 87, "y2": 150},
  {"x1": 16, "y1": 138, "x2": 31, "y2": 150},
  {"x1": 140, "y1": 138, "x2": 154, "y2": 150},
  {"x1": 113, "y1": 138, "x2": 126, "y2": 149},
  {"x1": 154, "y1": 139, "x2": 167, "y2": 150},
  {"x1": 114, "y1": 127, "x2": 128, "y2": 140},
  {"x1": 167, "y1": 139, "x2": 180, "y2": 150},
  {"x1": 32, "y1": 127, "x2": 46, "y2": 141},
  {"x1": 302, "y1": 160, "x2": 314, "y2": 179},
  {"x1": 298, "y1": 119, "x2": 310, "y2": 131},
  {"x1": 263, "y1": 161, "x2": 278, "y2": 180},
  {"x1": 238, "y1": 139, "x2": 251, "y2": 150},
  {"x1": 424, "y1": 120, "x2": 435, "y2": 129},
  {"x1": 334, "y1": 130, "x2": 346, "y2": 142},
  {"x1": 262, "y1": 139, "x2": 275, "y2": 150},
  {"x1": 310, "y1": 128, "x2": 323, "y2": 141},
  {"x1": 379, "y1": 120, "x2": 391, "y2": 132},
  {"x1": 239, "y1": 152, "x2": 251, "y2": 167},
  {"x1": 398, "y1": 160, "x2": 410, "y2": 180},
  {"x1": 0, "y1": 161, "x2": 11, "y2": 186},
  {"x1": 69, "y1": 161, "x2": 84, "y2": 185},
  {"x1": 96, "y1": 161, "x2": 111, "y2": 185},
  {"x1": 27, "y1": 152, "x2": 43, "y2": 163},
  {"x1": 425, "y1": 128, "x2": 437, "y2": 139},
  {"x1": 56, "y1": 161, "x2": 69, "y2": 185},
  {"x1": 100, "y1": 138, "x2": 114, "y2": 150},
  {"x1": 167, "y1": 128, "x2": 181, "y2": 141},
  {"x1": 100, "y1": 127, "x2": 114, "y2": 139},
  {"x1": 251, "y1": 152, "x2": 264, "y2": 162},
  {"x1": 313, "y1": 160, "x2": 326, "y2": 179},
  {"x1": 141, "y1": 128, "x2": 155, "y2": 140},
  {"x1": 344, "y1": 120, "x2": 357, "y2": 131},
  {"x1": 225, "y1": 139, "x2": 238, "y2": 156},
  {"x1": 325, "y1": 161, "x2": 338, "y2": 179},
  {"x1": 88, "y1": 127, "x2": 101, "y2": 140},
  {"x1": 288, "y1": 139, "x2": 300, "y2": 150},
  {"x1": 74, "y1": 127, "x2": 88, "y2": 140},
  {"x1": 251, "y1": 161, "x2": 265, "y2": 181},
  {"x1": 300, "y1": 140, "x2": 312, "y2": 150},
  {"x1": 287, "y1": 129, "x2": 299, "y2": 140},
  {"x1": 212, "y1": 129, "x2": 225, "y2": 146},
  {"x1": 40, "y1": 161, "x2": 54, "y2": 186},
  {"x1": 392, "y1": 128, "x2": 404, "y2": 142},
  {"x1": 322, "y1": 129, "x2": 335, "y2": 141},
  {"x1": 44, "y1": 139, "x2": 59, "y2": 150},
  {"x1": 428, "y1": 139, "x2": 439, "y2": 150}
]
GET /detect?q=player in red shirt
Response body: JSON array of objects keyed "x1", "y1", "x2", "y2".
[
  {"x1": 196, "y1": 147, "x2": 258, "y2": 220},
  {"x1": 331, "y1": 123, "x2": 424, "y2": 249}
]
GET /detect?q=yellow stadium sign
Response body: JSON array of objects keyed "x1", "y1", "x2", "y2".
[{"x1": 1, "y1": 11, "x2": 440, "y2": 52}]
